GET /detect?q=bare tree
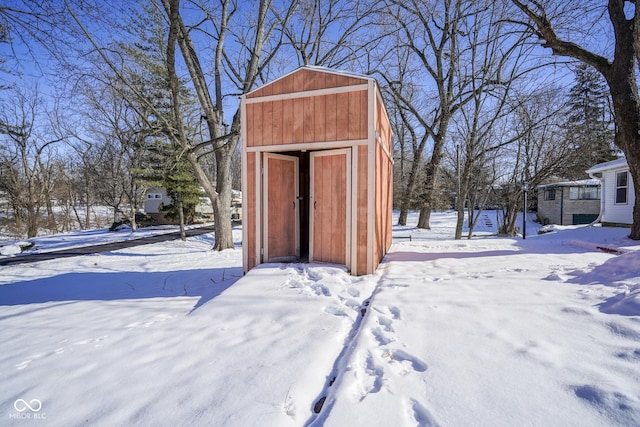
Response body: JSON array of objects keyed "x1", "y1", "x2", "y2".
[
  {"x1": 511, "y1": 0, "x2": 640, "y2": 239},
  {"x1": 496, "y1": 88, "x2": 571, "y2": 236},
  {"x1": 448, "y1": 2, "x2": 533, "y2": 239},
  {"x1": 282, "y1": 0, "x2": 377, "y2": 68},
  {"x1": 0, "y1": 87, "x2": 63, "y2": 237},
  {"x1": 160, "y1": 0, "x2": 297, "y2": 250}
]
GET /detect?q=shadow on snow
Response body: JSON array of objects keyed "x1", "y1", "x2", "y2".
[{"x1": 0, "y1": 267, "x2": 242, "y2": 314}]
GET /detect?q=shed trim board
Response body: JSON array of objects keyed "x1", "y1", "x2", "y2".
[
  {"x1": 245, "y1": 139, "x2": 369, "y2": 153},
  {"x1": 367, "y1": 79, "x2": 375, "y2": 274},
  {"x1": 241, "y1": 97, "x2": 249, "y2": 271},
  {"x1": 376, "y1": 133, "x2": 394, "y2": 164},
  {"x1": 350, "y1": 147, "x2": 359, "y2": 275},
  {"x1": 244, "y1": 84, "x2": 368, "y2": 105}
]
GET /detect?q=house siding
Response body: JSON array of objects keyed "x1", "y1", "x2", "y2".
[
  {"x1": 536, "y1": 184, "x2": 600, "y2": 225},
  {"x1": 602, "y1": 166, "x2": 635, "y2": 225}
]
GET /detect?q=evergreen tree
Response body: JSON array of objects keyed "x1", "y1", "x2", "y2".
[
  {"x1": 563, "y1": 63, "x2": 617, "y2": 179},
  {"x1": 161, "y1": 155, "x2": 202, "y2": 239},
  {"x1": 121, "y1": 3, "x2": 201, "y2": 239}
]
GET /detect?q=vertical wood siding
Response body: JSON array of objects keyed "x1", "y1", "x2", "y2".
[
  {"x1": 246, "y1": 152, "x2": 257, "y2": 270},
  {"x1": 356, "y1": 145, "x2": 369, "y2": 275},
  {"x1": 246, "y1": 90, "x2": 367, "y2": 147}
]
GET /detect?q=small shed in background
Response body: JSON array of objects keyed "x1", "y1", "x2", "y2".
[{"x1": 240, "y1": 66, "x2": 393, "y2": 276}]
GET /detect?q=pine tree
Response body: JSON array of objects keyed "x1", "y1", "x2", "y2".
[
  {"x1": 563, "y1": 63, "x2": 617, "y2": 179},
  {"x1": 121, "y1": 3, "x2": 201, "y2": 239},
  {"x1": 161, "y1": 155, "x2": 202, "y2": 240}
]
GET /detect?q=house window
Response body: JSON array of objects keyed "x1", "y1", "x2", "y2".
[
  {"x1": 569, "y1": 186, "x2": 600, "y2": 200},
  {"x1": 147, "y1": 194, "x2": 162, "y2": 199},
  {"x1": 544, "y1": 189, "x2": 556, "y2": 200},
  {"x1": 615, "y1": 171, "x2": 628, "y2": 204},
  {"x1": 544, "y1": 189, "x2": 556, "y2": 201}
]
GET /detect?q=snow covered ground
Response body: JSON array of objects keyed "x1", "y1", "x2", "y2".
[{"x1": 1, "y1": 211, "x2": 639, "y2": 426}]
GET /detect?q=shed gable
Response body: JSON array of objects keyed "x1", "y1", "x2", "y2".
[
  {"x1": 246, "y1": 67, "x2": 368, "y2": 99},
  {"x1": 244, "y1": 68, "x2": 370, "y2": 148}
]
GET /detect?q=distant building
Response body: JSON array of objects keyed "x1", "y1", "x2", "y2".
[
  {"x1": 143, "y1": 188, "x2": 175, "y2": 224},
  {"x1": 536, "y1": 180, "x2": 601, "y2": 225},
  {"x1": 587, "y1": 158, "x2": 635, "y2": 227},
  {"x1": 143, "y1": 187, "x2": 241, "y2": 225}
]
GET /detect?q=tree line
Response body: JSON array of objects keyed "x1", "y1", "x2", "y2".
[{"x1": 0, "y1": 0, "x2": 636, "y2": 243}]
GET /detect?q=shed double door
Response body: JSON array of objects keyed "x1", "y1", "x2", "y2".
[
  {"x1": 263, "y1": 153, "x2": 299, "y2": 262},
  {"x1": 309, "y1": 149, "x2": 351, "y2": 266},
  {"x1": 263, "y1": 149, "x2": 351, "y2": 268}
]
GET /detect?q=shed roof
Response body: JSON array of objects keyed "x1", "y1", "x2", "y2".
[{"x1": 245, "y1": 66, "x2": 375, "y2": 99}]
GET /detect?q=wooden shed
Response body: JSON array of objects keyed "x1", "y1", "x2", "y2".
[{"x1": 240, "y1": 66, "x2": 393, "y2": 276}]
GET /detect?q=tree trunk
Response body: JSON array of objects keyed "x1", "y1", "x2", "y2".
[
  {"x1": 455, "y1": 203, "x2": 465, "y2": 240},
  {"x1": 398, "y1": 160, "x2": 420, "y2": 226},
  {"x1": 178, "y1": 200, "x2": 186, "y2": 241},
  {"x1": 212, "y1": 146, "x2": 234, "y2": 250},
  {"x1": 604, "y1": 71, "x2": 640, "y2": 240},
  {"x1": 417, "y1": 123, "x2": 449, "y2": 229},
  {"x1": 45, "y1": 197, "x2": 57, "y2": 232}
]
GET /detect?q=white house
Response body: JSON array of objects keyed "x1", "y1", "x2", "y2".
[
  {"x1": 587, "y1": 158, "x2": 635, "y2": 227},
  {"x1": 143, "y1": 187, "x2": 176, "y2": 224},
  {"x1": 143, "y1": 188, "x2": 242, "y2": 224}
]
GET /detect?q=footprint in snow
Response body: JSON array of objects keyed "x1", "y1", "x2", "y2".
[
  {"x1": 383, "y1": 349, "x2": 428, "y2": 375},
  {"x1": 324, "y1": 306, "x2": 348, "y2": 317},
  {"x1": 369, "y1": 327, "x2": 394, "y2": 346},
  {"x1": 347, "y1": 287, "x2": 360, "y2": 297},
  {"x1": 406, "y1": 398, "x2": 440, "y2": 427},
  {"x1": 376, "y1": 316, "x2": 394, "y2": 333}
]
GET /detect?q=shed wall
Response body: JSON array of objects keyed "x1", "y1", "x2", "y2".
[
  {"x1": 245, "y1": 90, "x2": 368, "y2": 147},
  {"x1": 245, "y1": 152, "x2": 258, "y2": 270}
]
